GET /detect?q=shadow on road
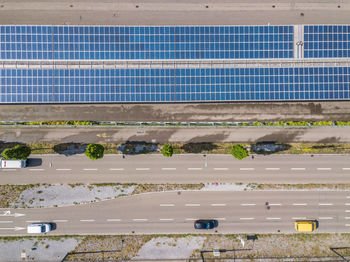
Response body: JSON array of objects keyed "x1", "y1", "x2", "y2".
[{"x1": 26, "y1": 158, "x2": 43, "y2": 167}]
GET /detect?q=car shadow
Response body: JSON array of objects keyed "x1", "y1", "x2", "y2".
[{"x1": 26, "y1": 158, "x2": 42, "y2": 167}]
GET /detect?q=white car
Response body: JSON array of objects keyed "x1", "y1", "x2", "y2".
[{"x1": 27, "y1": 223, "x2": 52, "y2": 234}]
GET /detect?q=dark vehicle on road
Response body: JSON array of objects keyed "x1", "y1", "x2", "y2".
[{"x1": 194, "y1": 219, "x2": 218, "y2": 229}]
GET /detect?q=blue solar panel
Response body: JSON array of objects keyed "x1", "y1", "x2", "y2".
[
  {"x1": 1, "y1": 67, "x2": 349, "y2": 103},
  {"x1": 304, "y1": 25, "x2": 350, "y2": 58},
  {"x1": 0, "y1": 25, "x2": 294, "y2": 60}
]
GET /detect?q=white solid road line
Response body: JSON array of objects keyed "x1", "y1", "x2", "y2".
[
  {"x1": 109, "y1": 168, "x2": 124, "y2": 171},
  {"x1": 106, "y1": 219, "x2": 122, "y2": 222},
  {"x1": 0, "y1": 221, "x2": 13, "y2": 223},
  {"x1": 136, "y1": 168, "x2": 150, "y2": 171},
  {"x1": 188, "y1": 168, "x2": 202, "y2": 170},
  {"x1": 214, "y1": 168, "x2": 229, "y2": 171},
  {"x1": 293, "y1": 203, "x2": 307, "y2": 206},
  {"x1": 240, "y1": 217, "x2": 255, "y2": 220},
  {"x1": 159, "y1": 218, "x2": 174, "y2": 221},
  {"x1": 185, "y1": 204, "x2": 200, "y2": 207},
  {"x1": 291, "y1": 168, "x2": 306, "y2": 170},
  {"x1": 317, "y1": 168, "x2": 332, "y2": 170},
  {"x1": 52, "y1": 220, "x2": 68, "y2": 222},
  {"x1": 56, "y1": 169, "x2": 71, "y2": 171},
  {"x1": 266, "y1": 217, "x2": 281, "y2": 220},
  {"x1": 83, "y1": 168, "x2": 98, "y2": 171},
  {"x1": 241, "y1": 203, "x2": 256, "y2": 206},
  {"x1": 133, "y1": 219, "x2": 148, "y2": 221},
  {"x1": 292, "y1": 217, "x2": 306, "y2": 220},
  {"x1": 80, "y1": 219, "x2": 95, "y2": 222},
  {"x1": 319, "y1": 203, "x2": 333, "y2": 206},
  {"x1": 269, "y1": 203, "x2": 282, "y2": 206},
  {"x1": 29, "y1": 169, "x2": 44, "y2": 171},
  {"x1": 160, "y1": 204, "x2": 175, "y2": 207},
  {"x1": 318, "y1": 217, "x2": 333, "y2": 220},
  {"x1": 161, "y1": 168, "x2": 176, "y2": 170},
  {"x1": 240, "y1": 168, "x2": 255, "y2": 171},
  {"x1": 265, "y1": 168, "x2": 280, "y2": 170},
  {"x1": 211, "y1": 204, "x2": 227, "y2": 207}
]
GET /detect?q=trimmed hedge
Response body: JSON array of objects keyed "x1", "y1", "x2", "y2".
[
  {"x1": 85, "y1": 144, "x2": 105, "y2": 160},
  {"x1": 231, "y1": 144, "x2": 249, "y2": 160},
  {"x1": 1, "y1": 145, "x2": 31, "y2": 160}
]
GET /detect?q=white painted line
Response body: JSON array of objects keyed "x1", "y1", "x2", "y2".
[
  {"x1": 83, "y1": 168, "x2": 97, "y2": 171},
  {"x1": 52, "y1": 220, "x2": 68, "y2": 223},
  {"x1": 214, "y1": 218, "x2": 226, "y2": 221},
  {"x1": 185, "y1": 204, "x2": 200, "y2": 207},
  {"x1": 319, "y1": 203, "x2": 333, "y2": 206},
  {"x1": 136, "y1": 168, "x2": 150, "y2": 171},
  {"x1": 0, "y1": 221, "x2": 13, "y2": 223},
  {"x1": 342, "y1": 168, "x2": 350, "y2": 170},
  {"x1": 133, "y1": 219, "x2": 148, "y2": 222},
  {"x1": 185, "y1": 218, "x2": 197, "y2": 221},
  {"x1": 317, "y1": 168, "x2": 332, "y2": 171},
  {"x1": 29, "y1": 169, "x2": 44, "y2": 171},
  {"x1": 292, "y1": 217, "x2": 306, "y2": 220},
  {"x1": 291, "y1": 168, "x2": 306, "y2": 171},
  {"x1": 240, "y1": 217, "x2": 255, "y2": 220},
  {"x1": 159, "y1": 218, "x2": 174, "y2": 221},
  {"x1": 26, "y1": 220, "x2": 40, "y2": 223},
  {"x1": 214, "y1": 168, "x2": 228, "y2": 171},
  {"x1": 107, "y1": 219, "x2": 122, "y2": 222},
  {"x1": 80, "y1": 219, "x2": 95, "y2": 222},
  {"x1": 266, "y1": 217, "x2": 281, "y2": 220},
  {"x1": 319, "y1": 217, "x2": 333, "y2": 220},
  {"x1": 161, "y1": 167, "x2": 176, "y2": 170},
  {"x1": 269, "y1": 203, "x2": 282, "y2": 206},
  {"x1": 1, "y1": 169, "x2": 16, "y2": 171},
  {"x1": 293, "y1": 203, "x2": 307, "y2": 206},
  {"x1": 241, "y1": 203, "x2": 256, "y2": 206},
  {"x1": 345, "y1": 224, "x2": 350, "y2": 227},
  {"x1": 346, "y1": 210, "x2": 350, "y2": 213},
  {"x1": 265, "y1": 168, "x2": 280, "y2": 170},
  {"x1": 188, "y1": 168, "x2": 202, "y2": 170},
  {"x1": 160, "y1": 204, "x2": 175, "y2": 207},
  {"x1": 109, "y1": 168, "x2": 124, "y2": 171},
  {"x1": 345, "y1": 217, "x2": 350, "y2": 220},
  {"x1": 56, "y1": 169, "x2": 71, "y2": 171},
  {"x1": 345, "y1": 203, "x2": 350, "y2": 206},
  {"x1": 211, "y1": 204, "x2": 227, "y2": 207},
  {"x1": 240, "y1": 168, "x2": 255, "y2": 171},
  {"x1": 347, "y1": 196, "x2": 350, "y2": 199}
]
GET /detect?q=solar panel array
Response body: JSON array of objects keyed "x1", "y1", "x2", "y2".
[
  {"x1": 304, "y1": 25, "x2": 350, "y2": 58},
  {"x1": 0, "y1": 25, "x2": 294, "y2": 60},
  {"x1": 1, "y1": 67, "x2": 349, "y2": 103}
]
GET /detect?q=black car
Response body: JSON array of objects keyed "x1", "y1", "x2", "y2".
[{"x1": 194, "y1": 219, "x2": 219, "y2": 229}]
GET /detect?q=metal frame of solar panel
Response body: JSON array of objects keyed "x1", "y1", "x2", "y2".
[
  {"x1": 1, "y1": 67, "x2": 349, "y2": 103},
  {"x1": 0, "y1": 25, "x2": 294, "y2": 60}
]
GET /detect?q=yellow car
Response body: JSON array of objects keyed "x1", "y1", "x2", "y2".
[{"x1": 294, "y1": 220, "x2": 317, "y2": 232}]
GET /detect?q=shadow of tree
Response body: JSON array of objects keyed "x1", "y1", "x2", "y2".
[
  {"x1": 0, "y1": 141, "x2": 26, "y2": 154},
  {"x1": 251, "y1": 141, "x2": 291, "y2": 155},
  {"x1": 181, "y1": 142, "x2": 218, "y2": 153},
  {"x1": 118, "y1": 141, "x2": 159, "y2": 155},
  {"x1": 53, "y1": 143, "x2": 88, "y2": 156}
]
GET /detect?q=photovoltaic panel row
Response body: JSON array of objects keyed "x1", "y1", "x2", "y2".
[
  {"x1": 1, "y1": 67, "x2": 349, "y2": 103},
  {"x1": 0, "y1": 25, "x2": 294, "y2": 60},
  {"x1": 304, "y1": 25, "x2": 350, "y2": 58}
]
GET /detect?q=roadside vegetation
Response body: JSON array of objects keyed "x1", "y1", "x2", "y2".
[
  {"x1": 231, "y1": 144, "x2": 249, "y2": 160},
  {"x1": 1, "y1": 145, "x2": 31, "y2": 160},
  {"x1": 161, "y1": 144, "x2": 174, "y2": 157},
  {"x1": 85, "y1": 144, "x2": 105, "y2": 160}
]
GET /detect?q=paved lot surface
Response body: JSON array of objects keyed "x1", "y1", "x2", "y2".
[
  {"x1": 0, "y1": 0, "x2": 350, "y2": 25},
  {"x1": 0, "y1": 102, "x2": 350, "y2": 122},
  {"x1": 1, "y1": 154, "x2": 350, "y2": 184},
  {"x1": 0, "y1": 191, "x2": 349, "y2": 235},
  {"x1": 1, "y1": 126, "x2": 350, "y2": 144}
]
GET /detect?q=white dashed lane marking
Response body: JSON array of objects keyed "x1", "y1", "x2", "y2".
[
  {"x1": 317, "y1": 168, "x2": 332, "y2": 171},
  {"x1": 106, "y1": 219, "x2": 122, "y2": 222},
  {"x1": 29, "y1": 169, "x2": 44, "y2": 171},
  {"x1": 291, "y1": 168, "x2": 306, "y2": 171},
  {"x1": 188, "y1": 168, "x2": 202, "y2": 170},
  {"x1": 265, "y1": 168, "x2": 280, "y2": 170},
  {"x1": 240, "y1": 217, "x2": 255, "y2": 220},
  {"x1": 136, "y1": 168, "x2": 150, "y2": 171},
  {"x1": 83, "y1": 168, "x2": 97, "y2": 171},
  {"x1": 211, "y1": 204, "x2": 227, "y2": 207},
  {"x1": 318, "y1": 217, "x2": 333, "y2": 220},
  {"x1": 0, "y1": 221, "x2": 13, "y2": 223},
  {"x1": 214, "y1": 168, "x2": 228, "y2": 171},
  {"x1": 240, "y1": 168, "x2": 255, "y2": 171},
  {"x1": 109, "y1": 168, "x2": 124, "y2": 171},
  {"x1": 292, "y1": 217, "x2": 306, "y2": 220},
  {"x1": 269, "y1": 203, "x2": 282, "y2": 206},
  {"x1": 293, "y1": 203, "x2": 307, "y2": 206},
  {"x1": 159, "y1": 218, "x2": 174, "y2": 221},
  {"x1": 185, "y1": 204, "x2": 200, "y2": 207},
  {"x1": 241, "y1": 203, "x2": 256, "y2": 206},
  {"x1": 53, "y1": 220, "x2": 68, "y2": 223},
  {"x1": 319, "y1": 203, "x2": 333, "y2": 206},
  {"x1": 185, "y1": 218, "x2": 197, "y2": 221},
  {"x1": 160, "y1": 204, "x2": 174, "y2": 207},
  {"x1": 133, "y1": 219, "x2": 148, "y2": 222},
  {"x1": 342, "y1": 168, "x2": 350, "y2": 170},
  {"x1": 161, "y1": 168, "x2": 176, "y2": 170},
  {"x1": 266, "y1": 217, "x2": 281, "y2": 220},
  {"x1": 56, "y1": 169, "x2": 71, "y2": 171},
  {"x1": 80, "y1": 219, "x2": 95, "y2": 222}
]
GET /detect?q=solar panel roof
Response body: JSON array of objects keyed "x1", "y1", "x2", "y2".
[
  {"x1": 0, "y1": 25, "x2": 294, "y2": 60},
  {"x1": 1, "y1": 67, "x2": 349, "y2": 103}
]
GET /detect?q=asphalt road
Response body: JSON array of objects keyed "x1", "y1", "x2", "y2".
[
  {"x1": 2, "y1": 126, "x2": 350, "y2": 144},
  {"x1": 1, "y1": 0, "x2": 350, "y2": 25},
  {"x1": 1, "y1": 154, "x2": 350, "y2": 184},
  {"x1": 0, "y1": 191, "x2": 349, "y2": 236}
]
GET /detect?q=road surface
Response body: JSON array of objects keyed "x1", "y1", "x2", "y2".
[
  {"x1": 1, "y1": 154, "x2": 350, "y2": 184},
  {"x1": 0, "y1": 191, "x2": 349, "y2": 236}
]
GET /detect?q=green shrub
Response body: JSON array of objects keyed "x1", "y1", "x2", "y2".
[
  {"x1": 161, "y1": 144, "x2": 174, "y2": 157},
  {"x1": 85, "y1": 144, "x2": 105, "y2": 160},
  {"x1": 1, "y1": 145, "x2": 31, "y2": 160},
  {"x1": 231, "y1": 144, "x2": 249, "y2": 160}
]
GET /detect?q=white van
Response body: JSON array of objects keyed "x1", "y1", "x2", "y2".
[
  {"x1": 1, "y1": 159, "x2": 26, "y2": 169},
  {"x1": 27, "y1": 223, "x2": 52, "y2": 234}
]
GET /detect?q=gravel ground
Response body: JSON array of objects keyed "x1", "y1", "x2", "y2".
[
  {"x1": 12, "y1": 184, "x2": 135, "y2": 208},
  {"x1": 0, "y1": 237, "x2": 81, "y2": 261},
  {"x1": 135, "y1": 236, "x2": 206, "y2": 260}
]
